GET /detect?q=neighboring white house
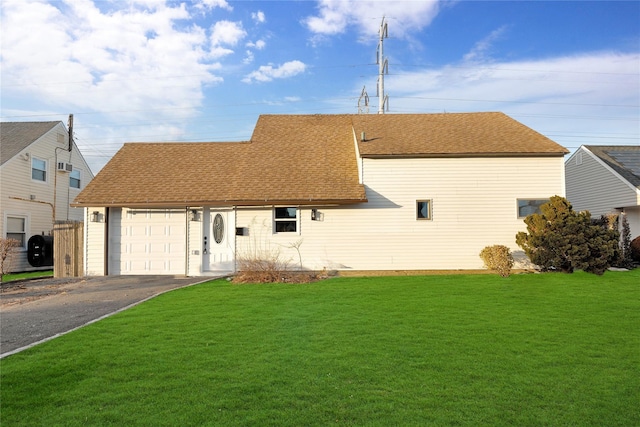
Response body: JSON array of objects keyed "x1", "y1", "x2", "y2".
[
  {"x1": 73, "y1": 112, "x2": 568, "y2": 276},
  {"x1": 565, "y1": 145, "x2": 640, "y2": 240},
  {"x1": 1, "y1": 121, "x2": 94, "y2": 272}
]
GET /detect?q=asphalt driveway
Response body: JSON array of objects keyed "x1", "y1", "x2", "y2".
[{"x1": 0, "y1": 275, "x2": 224, "y2": 358}]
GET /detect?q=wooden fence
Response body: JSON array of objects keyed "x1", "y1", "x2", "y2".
[{"x1": 53, "y1": 220, "x2": 84, "y2": 278}]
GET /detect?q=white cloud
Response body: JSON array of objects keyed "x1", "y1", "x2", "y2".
[
  {"x1": 242, "y1": 60, "x2": 307, "y2": 83},
  {"x1": 196, "y1": 0, "x2": 232, "y2": 11},
  {"x1": 246, "y1": 40, "x2": 266, "y2": 50},
  {"x1": 384, "y1": 51, "x2": 639, "y2": 153},
  {"x1": 463, "y1": 26, "x2": 509, "y2": 63},
  {"x1": 252, "y1": 10, "x2": 265, "y2": 23},
  {"x1": 210, "y1": 20, "x2": 247, "y2": 48},
  {"x1": 243, "y1": 50, "x2": 255, "y2": 64},
  {"x1": 0, "y1": 0, "x2": 223, "y2": 120},
  {"x1": 244, "y1": 39, "x2": 265, "y2": 64},
  {"x1": 304, "y1": 0, "x2": 441, "y2": 40}
]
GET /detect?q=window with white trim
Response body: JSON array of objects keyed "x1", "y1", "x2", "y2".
[
  {"x1": 517, "y1": 199, "x2": 549, "y2": 218},
  {"x1": 31, "y1": 158, "x2": 47, "y2": 182},
  {"x1": 416, "y1": 200, "x2": 433, "y2": 220},
  {"x1": 6, "y1": 216, "x2": 27, "y2": 248},
  {"x1": 70, "y1": 169, "x2": 81, "y2": 189},
  {"x1": 274, "y1": 207, "x2": 298, "y2": 233}
]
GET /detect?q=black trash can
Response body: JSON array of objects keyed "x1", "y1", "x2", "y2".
[{"x1": 27, "y1": 235, "x2": 54, "y2": 267}]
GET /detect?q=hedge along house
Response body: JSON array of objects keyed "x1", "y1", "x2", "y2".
[{"x1": 72, "y1": 113, "x2": 568, "y2": 276}]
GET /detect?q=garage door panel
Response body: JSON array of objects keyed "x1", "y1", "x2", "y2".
[{"x1": 109, "y1": 208, "x2": 186, "y2": 275}]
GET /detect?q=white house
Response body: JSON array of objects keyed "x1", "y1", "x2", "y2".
[
  {"x1": 73, "y1": 112, "x2": 568, "y2": 276},
  {"x1": 1, "y1": 121, "x2": 94, "y2": 272},
  {"x1": 565, "y1": 145, "x2": 640, "y2": 239}
]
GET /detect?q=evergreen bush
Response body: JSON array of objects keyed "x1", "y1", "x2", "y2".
[
  {"x1": 515, "y1": 196, "x2": 620, "y2": 275},
  {"x1": 617, "y1": 214, "x2": 634, "y2": 268}
]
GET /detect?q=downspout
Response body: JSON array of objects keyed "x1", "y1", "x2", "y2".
[
  {"x1": 234, "y1": 207, "x2": 238, "y2": 274},
  {"x1": 84, "y1": 207, "x2": 89, "y2": 276},
  {"x1": 185, "y1": 207, "x2": 190, "y2": 277},
  {"x1": 104, "y1": 208, "x2": 109, "y2": 275}
]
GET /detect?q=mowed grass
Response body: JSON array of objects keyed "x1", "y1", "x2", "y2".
[
  {"x1": 1, "y1": 271, "x2": 638, "y2": 426},
  {"x1": 1, "y1": 270, "x2": 53, "y2": 283}
]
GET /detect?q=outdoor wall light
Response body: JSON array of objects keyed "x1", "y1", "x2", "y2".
[
  {"x1": 311, "y1": 209, "x2": 323, "y2": 221},
  {"x1": 189, "y1": 209, "x2": 200, "y2": 222},
  {"x1": 90, "y1": 211, "x2": 101, "y2": 222}
]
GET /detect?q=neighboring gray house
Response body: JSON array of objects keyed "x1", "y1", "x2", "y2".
[
  {"x1": 1, "y1": 121, "x2": 94, "y2": 272},
  {"x1": 565, "y1": 145, "x2": 640, "y2": 240}
]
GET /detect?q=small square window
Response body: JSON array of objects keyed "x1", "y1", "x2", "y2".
[
  {"x1": 274, "y1": 207, "x2": 297, "y2": 233},
  {"x1": 417, "y1": 200, "x2": 432, "y2": 220},
  {"x1": 70, "y1": 169, "x2": 81, "y2": 189},
  {"x1": 32, "y1": 158, "x2": 47, "y2": 182},
  {"x1": 517, "y1": 199, "x2": 549, "y2": 218}
]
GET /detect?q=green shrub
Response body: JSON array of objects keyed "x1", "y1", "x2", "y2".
[
  {"x1": 479, "y1": 245, "x2": 514, "y2": 277},
  {"x1": 617, "y1": 214, "x2": 634, "y2": 268},
  {"x1": 515, "y1": 196, "x2": 620, "y2": 275},
  {"x1": 631, "y1": 236, "x2": 640, "y2": 263}
]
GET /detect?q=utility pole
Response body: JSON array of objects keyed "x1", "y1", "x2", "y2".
[
  {"x1": 377, "y1": 16, "x2": 389, "y2": 114},
  {"x1": 67, "y1": 114, "x2": 73, "y2": 152}
]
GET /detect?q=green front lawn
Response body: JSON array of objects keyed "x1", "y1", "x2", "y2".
[
  {"x1": 1, "y1": 270, "x2": 53, "y2": 283},
  {"x1": 1, "y1": 271, "x2": 638, "y2": 426}
]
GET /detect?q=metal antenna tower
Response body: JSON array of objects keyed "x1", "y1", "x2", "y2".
[
  {"x1": 376, "y1": 16, "x2": 389, "y2": 114},
  {"x1": 358, "y1": 86, "x2": 370, "y2": 114}
]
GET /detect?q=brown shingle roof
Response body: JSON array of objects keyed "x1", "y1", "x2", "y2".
[
  {"x1": 73, "y1": 115, "x2": 366, "y2": 207},
  {"x1": 72, "y1": 112, "x2": 568, "y2": 207},
  {"x1": 1, "y1": 121, "x2": 60, "y2": 165},
  {"x1": 353, "y1": 112, "x2": 569, "y2": 157}
]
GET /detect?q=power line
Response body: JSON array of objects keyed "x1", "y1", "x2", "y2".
[
  {"x1": 394, "y1": 96, "x2": 639, "y2": 109},
  {"x1": 394, "y1": 63, "x2": 639, "y2": 77}
]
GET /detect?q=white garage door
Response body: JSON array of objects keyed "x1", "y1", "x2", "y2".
[{"x1": 109, "y1": 208, "x2": 186, "y2": 275}]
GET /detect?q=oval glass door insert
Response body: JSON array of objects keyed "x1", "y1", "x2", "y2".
[{"x1": 213, "y1": 213, "x2": 224, "y2": 244}]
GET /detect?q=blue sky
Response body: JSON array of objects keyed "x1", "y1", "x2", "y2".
[{"x1": 1, "y1": 0, "x2": 638, "y2": 173}]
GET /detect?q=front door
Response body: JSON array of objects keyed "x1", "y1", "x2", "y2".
[{"x1": 202, "y1": 208, "x2": 235, "y2": 272}]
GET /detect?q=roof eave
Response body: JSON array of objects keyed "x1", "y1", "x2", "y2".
[
  {"x1": 360, "y1": 151, "x2": 569, "y2": 159},
  {"x1": 71, "y1": 197, "x2": 368, "y2": 209}
]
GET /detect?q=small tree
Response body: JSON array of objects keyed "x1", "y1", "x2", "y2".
[
  {"x1": 617, "y1": 214, "x2": 634, "y2": 268},
  {"x1": 479, "y1": 245, "x2": 514, "y2": 277},
  {"x1": 515, "y1": 196, "x2": 619, "y2": 275},
  {"x1": 0, "y1": 238, "x2": 20, "y2": 281}
]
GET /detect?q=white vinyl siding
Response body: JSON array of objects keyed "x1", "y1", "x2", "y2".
[
  {"x1": 566, "y1": 149, "x2": 639, "y2": 216},
  {"x1": 236, "y1": 156, "x2": 566, "y2": 271},
  {"x1": 187, "y1": 208, "x2": 204, "y2": 276},
  {"x1": 84, "y1": 157, "x2": 566, "y2": 275},
  {"x1": 84, "y1": 207, "x2": 106, "y2": 276}
]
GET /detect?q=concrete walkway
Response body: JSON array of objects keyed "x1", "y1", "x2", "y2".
[{"x1": 1, "y1": 275, "x2": 225, "y2": 358}]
